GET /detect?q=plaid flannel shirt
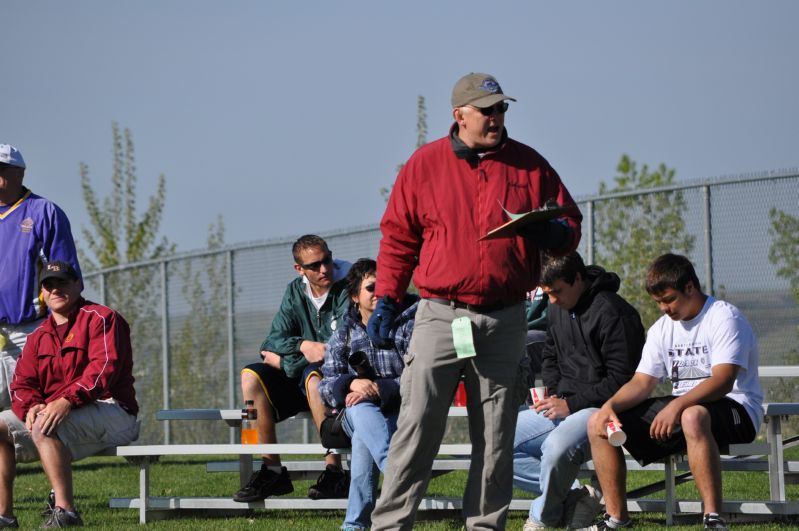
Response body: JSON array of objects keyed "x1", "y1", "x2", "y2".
[{"x1": 319, "y1": 300, "x2": 417, "y2": 411}]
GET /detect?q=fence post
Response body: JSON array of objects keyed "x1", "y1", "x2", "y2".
[
  {"x1": 226, "y1": 250, "x2": 236, "y2": 444},
  {"x1": 702, "y1": 185, "x2": 713, "y2": 296},
  {"x1": 99, "y1": 272, "x2": 106, "y2": 306},
  {"x1": 160, "y1": 261, "x2": 171, "y2": 444},
  {"x1": 586, "y1": 199, "x2": 595, "y2": 265}
]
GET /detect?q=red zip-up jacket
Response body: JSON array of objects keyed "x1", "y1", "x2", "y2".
[
  {"x1": 377, "y1": 127, "x2": 582, "y2": 305},
  {"x1": 11, "y1": 298, "x2": 138, "y2": 421}
]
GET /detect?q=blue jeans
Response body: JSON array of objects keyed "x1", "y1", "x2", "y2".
[
  {"x1": 341, "y1": 401, "x2": 398, "y2": 530},
  {"x1": 513, "y1": 406, "x2": 596, "y2": 525}
]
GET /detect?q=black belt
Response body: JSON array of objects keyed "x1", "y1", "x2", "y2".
[{"x1": 425, "y1": 297, "x2": 510, "y2": 314}]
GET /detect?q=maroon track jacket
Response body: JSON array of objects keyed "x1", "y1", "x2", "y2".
[
  {"x1": 11, "y1": 298, "x2": 138, "y2": 420},
  {"x1": 377, "y1": 127, "x2": 582, "y2": 305}
]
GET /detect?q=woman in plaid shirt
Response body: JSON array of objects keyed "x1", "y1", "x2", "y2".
[{"x1": 319, "y1": 258, "x2": 417, "y2": 531}]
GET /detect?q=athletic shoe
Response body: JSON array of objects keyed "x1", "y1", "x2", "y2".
[
  {"x1": 41, "y1": 490, "x2": 55, "y2": 517},
  {"x1": 577, "y1": 513, "x2": 632, "y2": 530},
  {"x1": 41, "y1": 489, "x2": 55, "y2": 516},
  {"x1": 233, "y1": 465, "x2": 293, "y2": 502},
  {"x1": 566, "y1": 484, "x2": 604, "y2": 529},
  {"x1": 41, "y1": 506, "x2": 83, "y2": 528},
  {"x1": 307, "y1": 464, "x2": 349, "y2": 499},
  {"x1": 522, "y1": 517, "x2": 547, "y2": 530},
  {"x1": 0, "y1": 515, "x2": 18, "y2": 528},
  {"x1": 703, "y1": 513, "x2": 729, "y2": 530}
]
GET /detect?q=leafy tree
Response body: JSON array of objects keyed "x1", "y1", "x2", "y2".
[
  {"x1": 594, "y1": 155, "x2": 695, "y2": 328},
  {"x1": 78, "y1": 122, "x2": 174, "y2": 329},
  {"x1": 78, "y1": 123, "x2": 175, "y2": 442},
  {"x1": 78, "y1": 122, "x2": 175, "y2": 341},
  {"x1": 80, "y1": 124, "x2": 230, "y2": 443},
  {"x1": 768, "y1": 207, "x2": 799, "y2": 302},
  {"x1": 168, "y1": 216, "x2": 230, "y2": 443},
  {"x1": 79, "y1": 122, "x2": 173, "y2": 270},
  {"x1": 767, "y1": 207, "x2": 799, "y2": 430},
  {"x1": 381, "y1": 95, "x2": 427, "y2": 202},
  {"x1": 413, "y1": 94, "x2": 428, "y2": 151}
]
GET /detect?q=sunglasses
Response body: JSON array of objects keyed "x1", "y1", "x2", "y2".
[
  {"x1": 300, "y1": 253, "x2": 333, "y2": 271},
  {"x1": 471, "y1": 101, "x2": 509, "y2": 116},
  {"x1": 41, "y1": 278, "x2": 72, "y2": 291},
  {"x1": 363, "y1": 283, "x2": 376, "y2": 293}
]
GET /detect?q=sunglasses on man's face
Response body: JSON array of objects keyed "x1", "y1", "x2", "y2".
[
  {"x1": 363, "y1": 283, "x2": 376, "y2": 293},
  {"x1": 300, "y1": 253, "x2": 333, "y2": 271},
  {"x1": 42, "y1": 278, "x2": 72, "y2": 291},
  {"x1": 472, "y1": 101, "x2": 509, "y2": 116}
]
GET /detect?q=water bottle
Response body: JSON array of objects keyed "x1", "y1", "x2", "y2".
[
  {"x1": 241, "y1": 399, "x2": 258, "y2": 444},
  {"x1": 453, "y1": 381, "x2": 467, "y2": 407}
]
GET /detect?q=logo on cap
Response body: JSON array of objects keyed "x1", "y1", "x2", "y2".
[
  {"x1": 46, "y1": 263, "x2": 65, "y2": 273},
  {"x1": 479, "y1": 78, "x2": 501, "y2": 94}
]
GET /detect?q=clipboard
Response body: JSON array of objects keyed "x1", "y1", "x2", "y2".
[{"x1": 479, "y1": 203, "x2": 573, "y2": 241}]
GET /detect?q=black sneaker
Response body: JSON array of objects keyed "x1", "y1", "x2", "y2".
[
  {"x1": 307, "y1": 464, "x2": 349, "y2": 499},
  {"x1": 703, "y1": 513, "x2": 728, "y2": 531},
  {"x1": 233, "y1": 465, "x2": 293, "y2": 502},
  {"x1": 41, "y1": 506, "x2": 83, "y2": 528},
  {"x1": 0, "y1": 515, "x2": 18, "y2": 528},
  {"x1": 41, "y1": 490, "x2": 55, "y2": 517}
]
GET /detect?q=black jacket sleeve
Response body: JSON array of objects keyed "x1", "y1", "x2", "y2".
[
  {"x1": 564, "y1": 309, "x2": 645, "y2": 413},
  {"x1": 540, "y1": 322, "x2": 561, "y2": 396}
]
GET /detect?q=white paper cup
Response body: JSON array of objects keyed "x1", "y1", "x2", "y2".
[
  {"x1": 606, "y1": 421, "x2": 627, "y2": 447},
  {"x1": 530, "y1": 386, "x2": 548, "y2": 405}
]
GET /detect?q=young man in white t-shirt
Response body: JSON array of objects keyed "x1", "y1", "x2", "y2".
[{"x1": 585, "y1": 253, "x2": 763, "y2": 531}]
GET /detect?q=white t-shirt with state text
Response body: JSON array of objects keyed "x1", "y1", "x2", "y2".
[{"x1": 636, "y1": 296, "x2": 763, "y2": 431}]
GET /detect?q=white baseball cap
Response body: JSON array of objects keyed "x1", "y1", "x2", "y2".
[{"x1": 0, "y1": 144, "x2": 26, "y2": 169}]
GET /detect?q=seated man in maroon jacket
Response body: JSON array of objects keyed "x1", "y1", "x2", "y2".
[{"x1": 0, "y1": 261, "x2": 139, "y2": 528}]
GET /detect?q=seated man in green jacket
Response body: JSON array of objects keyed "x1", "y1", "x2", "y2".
[
  {"x1": 524, "y1": 287, "x2": 549, "y2": 386},
  {"x1": 233, "y1": 235, "x2": 351, "y2": 502}
]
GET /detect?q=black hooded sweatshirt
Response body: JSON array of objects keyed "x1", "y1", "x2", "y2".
[{"x1": 541, "y1": 265, "x2": 645, "y2": 413}]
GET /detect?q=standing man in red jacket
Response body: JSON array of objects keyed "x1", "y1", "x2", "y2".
[
  {"x1": 0, "y1": 261, "x2": 139, "y2": 528},
  {"x1": 368, "y1": 73, "x2": 582, "y2": 530}
]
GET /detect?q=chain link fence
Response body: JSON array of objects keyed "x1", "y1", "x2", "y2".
[{"x1": 83, "y1": 171, "x2": 799, "y2": 444}]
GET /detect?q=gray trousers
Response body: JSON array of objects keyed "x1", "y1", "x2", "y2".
[{"x1": 371, "y1": 299, "x2": 526, "y2": 531}]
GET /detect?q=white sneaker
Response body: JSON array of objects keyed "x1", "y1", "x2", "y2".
[
  {"x1": 565, "y1": 484, "x2": 604, "y2": 529},
  {"x1": 703, "y1": 513, "x2": 728, "y2": 530},
  {"x1": 522, "y1": 517, "x2": 548, "y2": 530},
  {"x1": 575, "y1": 514, "x2": 632, "y2": 530}
]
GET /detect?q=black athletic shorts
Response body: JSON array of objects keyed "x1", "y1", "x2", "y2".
[
  {"x1": 618, "y1": 395, "x2": 756, "y2": 466},
  {"x1": 241, "y1": 361, "x2": 323, "y2": 422}
]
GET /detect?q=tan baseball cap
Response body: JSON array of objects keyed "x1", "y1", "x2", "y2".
[{"x1": 451, "y1": 73, "x2": 516, "y2": 108}]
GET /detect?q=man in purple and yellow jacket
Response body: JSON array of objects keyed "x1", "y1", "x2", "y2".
[{"x1": 0, "y1": 144, "x2": 82, "y2": 412}]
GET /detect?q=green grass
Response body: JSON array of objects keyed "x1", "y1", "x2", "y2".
[{"x1": 8, "y1": 451, "x2": 799, "y2": 530}]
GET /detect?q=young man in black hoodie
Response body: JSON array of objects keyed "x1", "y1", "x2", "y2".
[{"x1": 513, "y1": 252, "x2": 645, "y2": 530}]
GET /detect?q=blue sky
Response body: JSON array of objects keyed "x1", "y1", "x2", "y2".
[{"x1": 3, "y1": 1, "x2": 797, "y2": 253}]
